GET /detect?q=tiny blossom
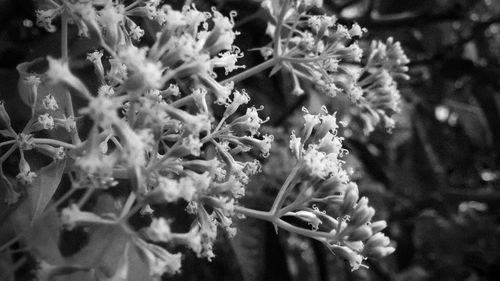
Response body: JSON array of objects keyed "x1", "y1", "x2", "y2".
[
  {"x1": 60, "y1": 204, "x2": 113, "y2": 230},
  {"x1": 211, "y1": 50, "x2": 245, "y2": 75},
  {"x1": 16, "y1": 157, "x2": 36, "y2": 185},
  {"x1": 37, "y1": 113, "x2": 55, "y2": 130},
  {"x1": 119, "y1": 46, "x2": 163, "y2": 90},
  {"x1": 146, "y1": 217, "x2": 172, "y2": 242},
  {"x1": 162, "y1": 84, "x2": 180, "y2": 97},
  {"x1": 42, "y1": 94, "x2": 59, "y2": 111},
  {"x1": 46, "y1": 57, "x2": 90, "y2": 97},
  {"x1": 107, "y1": 58, "x2": 128, "y2": 82},
  {"x1": 86, "y1": 50, "x2": 103, "y2": 63},
  {"x1": 135, "y1": 239, "x2": 182, "y2": 277},
  {"x1": 17, "y1": 133, "x2": 34, "y2": 150},
  {"x1": 330, "y1": 244, "x2": 366, "y2": 271},
  {"x1": 35, "y1": 8, "x2": 61, "y2": 32},
  {"x1": 129, "y1": 23, "x2": 145, "y2": 41},
  {"x1": 98, "y1": 85, "x2": 115, "y2": 97},
  {"x1": 349, "y1": 23, "x2": 366, "y2": 38},
  {"x1": 0, "y1": 100, "x2": 11, "y2": 128},
  {"x1": 289, "y1": 210, "x2": 323, "y2": 230},
  {"x1": 181, "y1": 135, "x2": 202, "y2": 156},
  {"x1": 54, "y1": 115, "x2": 77, "y2": 132}
]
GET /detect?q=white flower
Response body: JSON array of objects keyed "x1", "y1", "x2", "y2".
[
  {"x1": 107, "y1": 58, "x2": 128, "y2": 82},
  {"x1": 146, "y1": 217, "x2": 171, "y2": 242},
  {"x1": 289, "y1": 131, "x2": 302, "y2": 159},
  {"x1": 37, "y1": 113, "x2": 55, "y2": 130},
  {"x1": 97, "y1": 85, "x2": 115, "y2": 97},
  {"x1": 16, "y1": 157, "x2": 36, "y2": 185},
  {"x1": 80, "y1": 95, "x2": 119, "y2": 126},
  {"x1": 42, "y1": 94, "x2": 59, "y2": 111},
  {"x1": 349, "y1": 23, "x2": 366, "y2": 38},
  {"x1": 46, "y1": 57, "x2": 90, "y2": 97},
  {"x1": 36, "y1": 8, "x2": 61, "y2": 32},
  {"x1": 60, "y1": 204, "x2": 114, "y2": 230},
  {"x1": 211, "y1": 50, "x2": 245, "y2": 75},
  {"x1": 330, "y1": 245, "x2": 366, "y2": 271},
  {"x1": 134, "y1": 238, "x2": 182, "y2": 277},
  {"x1": 287, "y1": 210, "x2": 322, "y2": 230},
  {"x1": 129, "y1": 23, "x2": 145, "y2": 41}
]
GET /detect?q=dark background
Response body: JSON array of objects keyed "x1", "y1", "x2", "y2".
[{"x1": 1, "y1": 0, "x2": 500, "y2": 280}]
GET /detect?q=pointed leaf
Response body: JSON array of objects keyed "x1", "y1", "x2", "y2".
[
  {"x1": 10, "y1": 207, "x2": 64, "y2": 264},
  {"x1": 0, "y1": 129, "x2": 15, "y2": 138},
  {"x1": 27, "y1": 159, "x2": 67, "y2": 221}
]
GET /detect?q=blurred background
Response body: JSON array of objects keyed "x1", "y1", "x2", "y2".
[{"x1": 1, "y1": 0, "x2": 500, "y2": 280}]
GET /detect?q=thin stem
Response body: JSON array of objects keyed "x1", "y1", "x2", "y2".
[
  {"x1": 270, "y1": 165, "x2": 301, "y2": 214},
  {"x1": 33, "y1": 138, "x2": 76, "y2": 149},
  {"x1": 77, "y1": 187, "x2": 95, "y2": 208},
  {"x1": 274, "y1": 0, "x2": 290, "y2": 56},
  {"x1": 234, "y1": 206, "x2": 274, "y2": 222},
  {"x1": 0, "y1": 144, "x2": 17, "y2": 164},
  {"x1": 220, "y1": 58, "x2": 280, "y2": 85},
  {"x1": 235, "y1": 206, "x2": 335, "y2": 241},
  {"x1": 61, "y1": 12, "x2": 68, "y2": 61},
  {"x1": 0, "y1": 140, "x2": 15, "y2": 148},
  {"x1": 0, "y1": 235, "x2": 21, "y2": 253},
  {"x1": 61, "y1": 11, "x2": 81, "y2": 144},
  {"x1": 120, "y1": 192, "x2": 137, "y2": 219}
]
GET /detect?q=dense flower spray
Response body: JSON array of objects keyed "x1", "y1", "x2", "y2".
[{"x1": 0, "y1": 0, "x2": 407, "y2": 279}]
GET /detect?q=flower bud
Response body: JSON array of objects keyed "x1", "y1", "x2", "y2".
[
  {"x1": 341, "y1": 183, "x2": 359, "y2": 214},
  {"x1": 42, "y1": 94, "x2": 59, "y2": 111},
  {"x1": 364, "y1": 246, "x2": 395, "y2": 259},
  {"x1": 370, "y1": 220, "x2": 387, "y2": 234},
  {"x1": 87, "y1": 51, "x2": 105, "y2": 84},
  {"x1": 36, "y1": 144, "x2": 65, "y2": 160},
  {"x1": 284, "y1": 210, "x2": 322, "y2": 231},
  {"x1": 350, "y1": 200, "x2": 375, "y2": 228},
  {"x1": 0, "y1": 101, "x2": 12, "y2": 129},
  {"x1": 24, "y1": 75, "x2": 41, "y2": 109},
  {"x1": 364, "y1": 232, "x2": 391, "y2": 250},
  {"x1": 348, "y1": 225, "x2": 373, "y2": 241},
  {"x1": 16, "y1": 157, "x2": 37, "y2": 185},
  {"x1": 145, "y1": 217, "x2": 172, "y2": 242},
  {"x1": 46, "y1": 56, "x2": 91, "y2": 99},
  {"x1": 330, "y1": 244, "x2": 365, "y2": 271}
]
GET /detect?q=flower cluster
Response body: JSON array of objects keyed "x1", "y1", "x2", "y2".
[
  {"x1": 0, "y1": 0, "x2": 403, "y2": 279},
  {"x1": 237, "y1": 106, "x2": 394, "y2": 271},
  {"x1": 259, "y1": 0, "x2": 409, "y2": 134}
]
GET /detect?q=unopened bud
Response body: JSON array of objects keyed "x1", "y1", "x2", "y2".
[
  {"x1": 289, "y1": 210, "x2": 322, "y2": 230},
  {"x1": 341, "y1": 182, "x2": 359, "y2": 214},
  {"x1": 0, "y1": 101, "x2": 12, "y2": 129},
  {"x1": 36, "y1": 144, "x2": 66, "y2": 160},
  {"x1": 350, "y1": 201, "x2": 375, "y2": 228},
  {"x1": 370, "y1": 220, "x2": 387, "y2": 234},
  {"x1": 364, "y1": 232, "x2": 391, "y2": 250},
  {"x1": 24, "y1": 75, "x2": 41, "y2": 108},
  {"x1": 365, "y1": 246, "x2": 395, "y2": 259},
  {"x1": 348, "y1": 225, "x2": 373, "y2": 241}
]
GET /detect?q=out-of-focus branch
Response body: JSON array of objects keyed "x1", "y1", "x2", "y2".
[
  {"x1": 410, "y1": 15, "x2": 500, "y2": 67},
  {"x1": 338, "y1": 10, "x2": 465, "y2": 29}
]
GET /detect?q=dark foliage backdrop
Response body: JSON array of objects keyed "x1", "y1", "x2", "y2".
[{"x1": 1, "y1": 0, "x2": 500, "y2": 280}]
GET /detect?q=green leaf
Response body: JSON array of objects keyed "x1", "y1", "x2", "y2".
[
  {"x1": 64, "y1": 194, "x2": 150, "y2": 280},
  {"x1": 0, "y1": 129, "x2": 15, "y2": 138},
  {"x1": 27, "y1": 159, "x2": 67, "y2": 221},
  {"x1": 10, "y1": 207, "x2": 64, "y2": 264}
]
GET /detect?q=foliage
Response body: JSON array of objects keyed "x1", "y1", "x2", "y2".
[{"x1": 0, "y1": 0, "x2": 498, "y2": 281}]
